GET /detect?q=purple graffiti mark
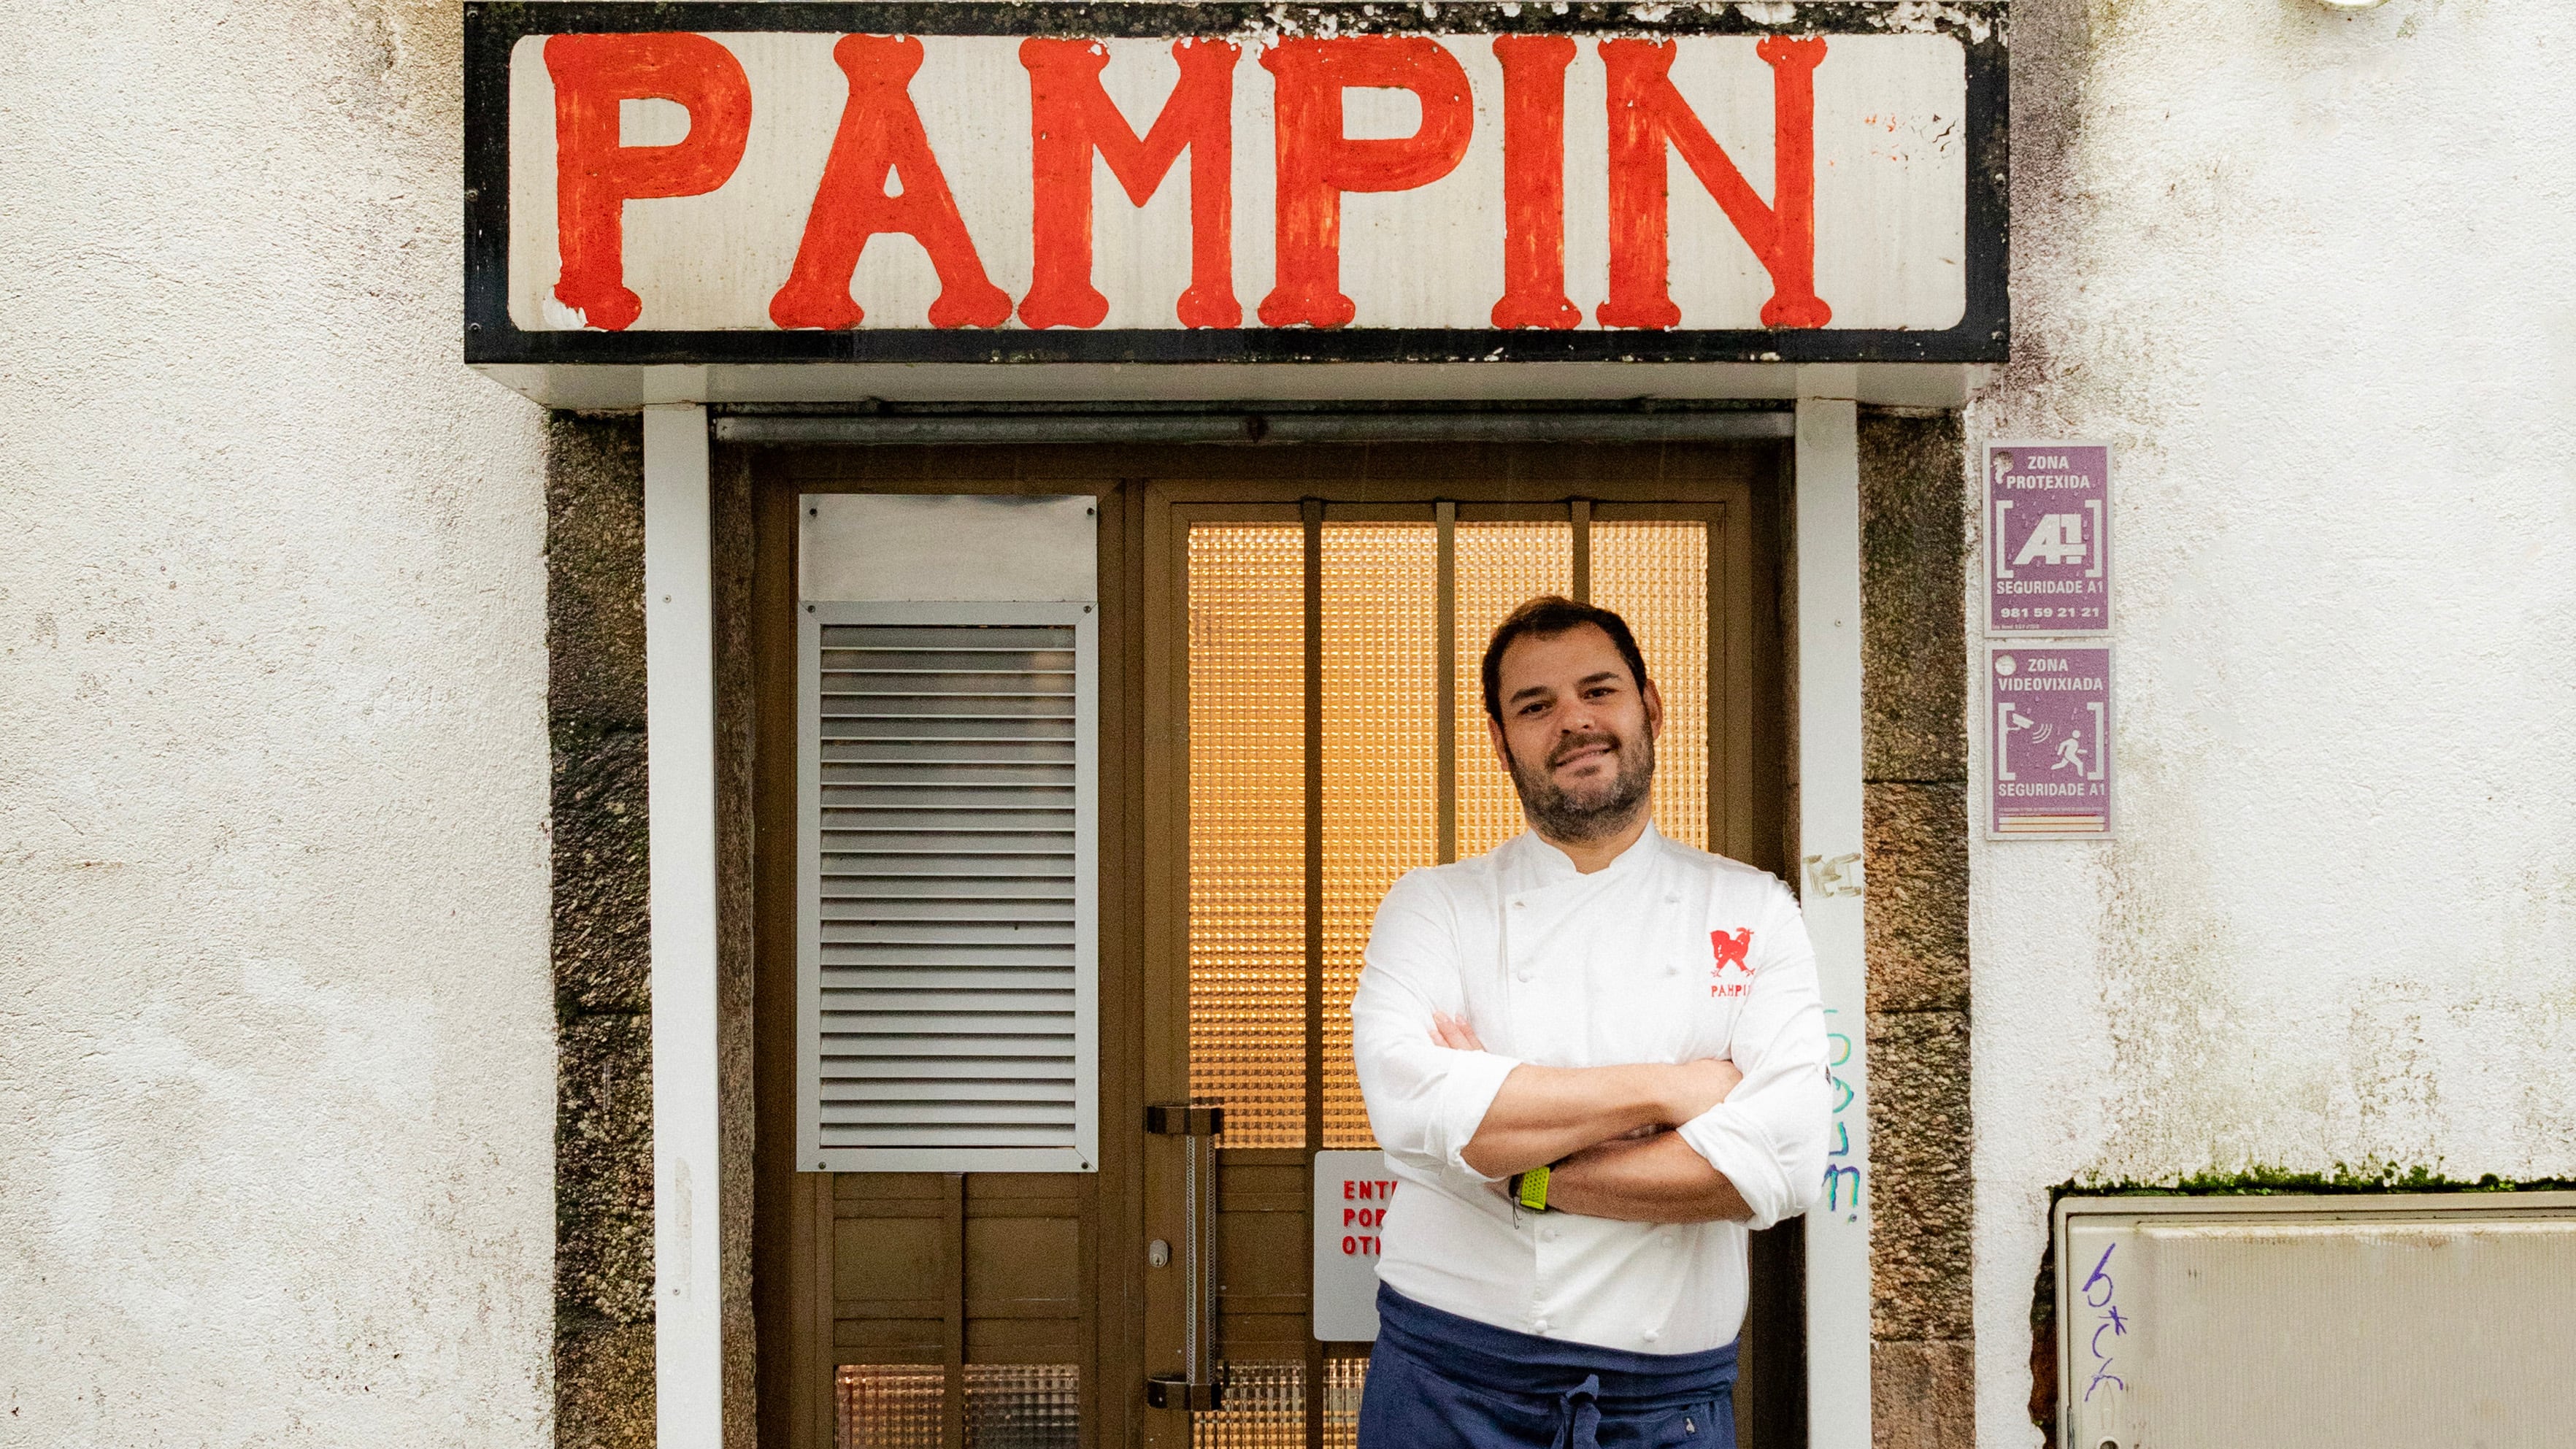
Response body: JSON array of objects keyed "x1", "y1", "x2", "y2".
[
  {"x1": 2081, "y1": 1244, "x2": 2116, "y2": 1307},
  {"x1": 1823, "y1": 1164, "x2": 1861, "y2": 1212},
  {"x1": 2079, "y1": 1243, "x2": 2130, "y2": 1403}
]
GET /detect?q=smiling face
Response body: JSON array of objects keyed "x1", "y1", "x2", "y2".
[{"x1": 1485, "y1": 622, "x2": 1663, "y2": 845}]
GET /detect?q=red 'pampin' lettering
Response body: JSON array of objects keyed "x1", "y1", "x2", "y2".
[
  {"x1": 1489, "y1": 35, "x2": 1581, "y2": 331},
  {"x1": 1020, "y1": 37, "x2": 1240, "y2": 329},
  {"x1": 1258, "y1": 38, "x2": 1475, "y2": 329},
  {"x1": 769, "y1": 34, "x2": 1011, "y2": 330},
  {"x1": 545, "y1": 33, "x2": 752, "y2": 331},
  {"x1": 1598, "y1": 36, "x2": 1831, "y2": 331}
]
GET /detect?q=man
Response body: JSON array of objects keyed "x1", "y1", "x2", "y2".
[{"x1": 1352, "y1": 596, "x2": 1831, "y2": 1449}]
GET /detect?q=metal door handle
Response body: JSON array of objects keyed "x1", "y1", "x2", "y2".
[
  {"x1": 1144, "y1": 1378, "x2": 1219, "y2": 1411},
  {"x1": 1145, "y1": 1102, "x2": 1224, "y2": 1412}
]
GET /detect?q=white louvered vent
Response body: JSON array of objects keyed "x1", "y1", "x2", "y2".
[{"x1": 799, "y1": 601, "x2": 1098, "y2": 1174}]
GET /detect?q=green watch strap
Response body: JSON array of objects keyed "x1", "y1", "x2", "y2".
[{"x1": 1514, "y1": 1163, "x2": 1552, "y2": 1213}]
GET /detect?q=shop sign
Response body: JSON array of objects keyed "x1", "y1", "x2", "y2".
[
  {"x1": 1312, "y1": 1150, "x2": 1392, "y2": 1342},
  {"x1": 1989, "y1": 646, "x2": 2112, "y2": 839},
  {"x1": 1987, "y1": 442, "x2": 2111, "y2": 634},
  {"x1": 464, "y1": 3, "x2": 2006, "y2": 367}
]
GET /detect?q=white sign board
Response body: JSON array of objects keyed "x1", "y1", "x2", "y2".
[
  {"x1": 464, "y1": 4, "x2": 2009, "y2": 366},
  {"x1": 1312, "y1": 1149, "x2": 1394, "y2": 1342}
]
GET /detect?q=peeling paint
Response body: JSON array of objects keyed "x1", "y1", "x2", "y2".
[{"x1": 1879, "y1": 2, "x2": 1996, "y2": 43}]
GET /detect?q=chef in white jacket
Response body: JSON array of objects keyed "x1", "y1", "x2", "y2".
[{"x1": 1352, "y1": 596, "x2": 1831, "y2": 1449}]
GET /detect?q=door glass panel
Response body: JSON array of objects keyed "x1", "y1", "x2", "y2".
[
  {"x1": 839, "y1": 1366, "x2": 945, "y2": 1449},
  {"x1": 1322, "y1": 1358, "x2": 1368, "y2": 1449},
  {"x1": 1591, "y1": 521, "x2": 1711, "y2": 851},
  {"x1": 965, "y1": 1364, "x2": 1081, "y2": 1448},
  {"x1": 1190, "y1": 1358, "x2": 1364, "y2": 1447},
  {"x1": 1320, "y1": 524, "x2": 1438, "y2": 1148},
  {"x1": 835, "y1": 1364, "x2": 1083, "y2": 1449},
  {"x1": 1193, "y1": 1361, "x2": 1303, "y2": 1448},
  {"x1": 1453, "y1": 523, "x2": 1575, "y2": 860},
  {"x1": 1188, "y1": 524, "x2": 1308, "y2": 1147}
]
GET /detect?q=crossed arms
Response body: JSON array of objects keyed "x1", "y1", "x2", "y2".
[
  {"x1": 1431, "y1": 1013, "x2": 1753, "y2": 1224},
  {"x1": 1350, "y1": 872, "x2": 1831, "y2": 1232}
]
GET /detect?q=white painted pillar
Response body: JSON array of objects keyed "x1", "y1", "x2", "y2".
[
  {"x1": 644, "y1": 403, "x2": 723, "y2": 1444},
  {"x1": 1794, "y1": 377, "x2": 1873, "y2": 1449}
]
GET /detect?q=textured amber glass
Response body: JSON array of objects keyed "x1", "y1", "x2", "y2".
[
  {"x1": 1322, "y1": 1357, "x2": 1368, "y2": 1449},
  {"x1": 837, "y1": 1366, "x2": 944, "y2": 1449},
  {"x1": 1453, "y1": 522, "x2": 1575, "y2": 861},
  {"x1": 1188, "y1": 526, "x2": 1308, "y2": 1148},
  {"x1": 835, "y1": 1364, "x2": 1082, "y2": 1449},
  {"x1": 1591, "y1": 522, "x2": 1711, "y2": 851},
  {"x1": 1194, "y1": 1361, "x2": 1303, "y2": 1449},
  {"x1": 1320, "y1": 524, "x2": 1437, "y2": 1147}
]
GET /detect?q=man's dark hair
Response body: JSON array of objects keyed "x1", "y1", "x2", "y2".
[{"x1": 1480, "y1": 596, "x2": 1652, "y2": 724}]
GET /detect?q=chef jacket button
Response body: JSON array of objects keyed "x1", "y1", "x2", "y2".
[
  {"x1": 1642, "y1": 1329, "x2": 1660, "y2": 1344},
  {"x1": 1531, "y1": 1318, "x2": 1550, "y2": 1334},
  {"x1": 1515, "y1": 970, "x2": 1531, "y2": 982},
  {"x1": 1541, "y1": 1227, "x2": 1559, "y2": 1242}
]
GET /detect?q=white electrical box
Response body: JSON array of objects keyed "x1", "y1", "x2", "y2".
[{"x1": 2056, "y1": 1191, "x2": 2576, "y2": 1449}]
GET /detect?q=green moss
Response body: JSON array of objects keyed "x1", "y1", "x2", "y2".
[{"x1": 2048, "y1": 1161, "x2": 2576, "y2": 1204}]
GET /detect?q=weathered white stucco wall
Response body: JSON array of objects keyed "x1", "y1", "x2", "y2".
[
  {"x1": 0, "y1": 3, "x2": 553, "y2": 1445},
  {"x1": 1970, "y1": 1, "x2": 2576, "y2": 1443}
]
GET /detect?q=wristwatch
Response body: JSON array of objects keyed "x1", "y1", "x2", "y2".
[{"x1": 1507, "y1": 1164, "x2": 1553, "y2": 1213}]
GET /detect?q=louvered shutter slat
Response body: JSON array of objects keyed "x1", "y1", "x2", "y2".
[
  {"x1": 800, "y1": 604, "x2": 1098, "y2": 1173},
  {"x1": 814, "y1": 964, "x2": 1077, "y2": 985},
  {"x1": 820, "y1": 898, "x2": 1077, "y2": 915},
  {"x1": 822, "y1": 1050, "x2": 1076, "y2": 1075},
  {"x1": 820, "y1": 856, "x2": 1074, "y2": 880}
]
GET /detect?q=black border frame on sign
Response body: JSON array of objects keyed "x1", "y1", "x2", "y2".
[{"x1": 461, "y1": 1, "x2": 2009, "y2": 367}]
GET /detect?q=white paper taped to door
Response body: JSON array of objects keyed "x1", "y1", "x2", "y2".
[{"x1": 1312, "y1": 1149, "x2": 1393, "y2": 1342}]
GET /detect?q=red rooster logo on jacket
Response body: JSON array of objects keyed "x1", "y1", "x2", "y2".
[{"x1": 1710, "y1": 928, "x2": 1755, "y2": 997}]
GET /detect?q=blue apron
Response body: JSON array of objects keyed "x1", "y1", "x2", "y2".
[{"x1": 1358, "y1": 1285, "x2": 1738, "y2": 1449}]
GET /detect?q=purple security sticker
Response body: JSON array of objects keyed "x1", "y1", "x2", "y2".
[
  {"x1": 1985, "y1": 443, "x2": 2110, "y2": 634},
  {"x1": 1989, "y1": 646, "x2": 2112, "y2": 837}
]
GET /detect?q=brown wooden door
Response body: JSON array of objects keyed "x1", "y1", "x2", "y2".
[{"x1": 755, "y1": 445, "x2": 1795, "y2": 1449}]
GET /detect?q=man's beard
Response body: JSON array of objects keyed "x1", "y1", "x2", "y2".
[{"x1": 1505, "y1": 728, "x2": 1655, "y2": 844}]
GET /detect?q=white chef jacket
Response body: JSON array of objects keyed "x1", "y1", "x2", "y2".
[{"x1": 1351, "y1": 822, "x2": 1831, "y2": 1354}]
